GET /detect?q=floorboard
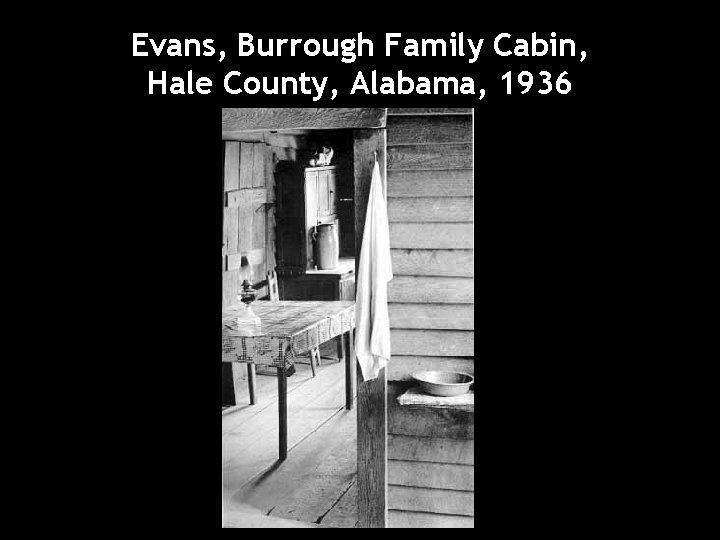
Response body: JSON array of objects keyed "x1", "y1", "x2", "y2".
[{"x1": 223, "y1": 345, "x2": 358, "y2": 528}]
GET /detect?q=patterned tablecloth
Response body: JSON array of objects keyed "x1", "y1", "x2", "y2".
[{"x1": 221, "y1": 301, "x2": 355, "y2": 368}]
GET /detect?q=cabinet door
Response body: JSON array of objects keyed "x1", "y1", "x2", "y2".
[{"x1": 316, "y1": 169, "x2": 337, "y2": 218}]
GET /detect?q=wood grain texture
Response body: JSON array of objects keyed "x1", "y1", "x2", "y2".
[
  {"x1": 224, "y1": 206, "x2": 239, "y2": 253},
  {"x1": 354, "y1": 127, "x2": 388, "y2": 528},
  {"x1": 387, "y1": 197, "x2": 473, "y2": 222},
  {"x1": 387, "y1": 108, "x2": 472, "y2": 115},
  {"x1": 391, "y1": 248, "x2": 474, "y2": 277},
  {"x1": 387, "y1": 115, "x2": 472, "y2": 145},
  {"x1": 388, "y1": 144, "x2": 472, "y2": 170},
  {"x1": 391, "y1": 329, "x2": 474, "y2": 357},
  {"x1": 388, "y1": 303, "x2": 474, "y2": 329},
  {"x1": 388, "y1": 383, "x2": 474, "y2": 439},
  {"x1": 387, "y1": 169, "x2": 473, "y2": 198},
  {"x1": 223, "y1": 108, "x2": 387, "y2": 133},
  {"x1": 388, "y1": 510, "x2": 474, "y2": 528},
  {"x1": 388, "y1": 276, "x2": 473, "y2": 304},
  {"x1": 225, "y1": 188, "x2": 267, "y2": 207},
  {"x1": 224, "y1": 142, "x2": 240, "y2": 191},
  {"x1": 252, "y1": 142, "x2": 265, "y2": 187},
  {"x1": 239, "y1": 143, "x2": 254, "y2": 188},
  {"x1": 388, "y1": 356, "x2": 474, "y2": 382},
  {"x1": 389, "y1": 460, "x2": 474, "y2": 491},
  {"x1": 390, "y1": 223, "x2": 473, "y2": 249},
  {"x1": 389, "y1": 485, "x2": 474, "y2": 516},
  {"x1": 388, "y1": 434, "x2": 474, "y2": 465}
]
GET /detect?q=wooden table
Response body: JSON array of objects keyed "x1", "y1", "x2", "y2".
[{"x1": 222, "y1": 301, "x2": 355, "y2": 460}]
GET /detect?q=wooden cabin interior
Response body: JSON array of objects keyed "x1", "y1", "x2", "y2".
[{"x1": 222, "y1": 108, "x2": 474, "y2": 528}]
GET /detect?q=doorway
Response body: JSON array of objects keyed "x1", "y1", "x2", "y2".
[{"x1": 221, "y1": 109, "x2": 388, "y2": 528}]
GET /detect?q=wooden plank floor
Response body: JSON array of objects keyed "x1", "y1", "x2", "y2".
[{"x1": 223, "y1": 342, "x2": 358, "y2": 528}]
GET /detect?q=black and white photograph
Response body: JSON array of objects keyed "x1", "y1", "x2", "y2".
[{"x1": 221, "y1": 108, "x2": 475, "y2": 528}]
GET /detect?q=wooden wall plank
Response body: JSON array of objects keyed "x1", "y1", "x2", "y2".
[
  {"x1": 222, "y1": 270, "x2": 238, "y2": 308},
  {"x1": 226, "y1": 188, "x2": 267, "y2": 207},
  {"x1": 388, "y1": 108, "x2": 472, "y2": 115},
  {"x1": 388, "y1": 144, "x2": 472, "y2": 170},
  {"x1": 387, "y1": 115, "x2": 472, "y2": 145},
  {"x1": 391, "y1": 330, "x2": 474, "y2": 357},
  {"x1": 224, "y1": 207, "x2": 239, "y2": 254},
  {"x1": 390, "y1": 223, "x2": 473, "y2": 249},
  {"x1": 388, "y1": 382, "x2": 474, "y2": 439},
  {"x1": 223, "y1": 108, "x2": 387, "y2": 133},
  {"x1": 389, "y1": 460, "x2": 474, "y2": 491},
  {"x1": 388, "y1": 356, "x2": 474, "y2": 382},
  {"x1": 388, "y1": 510, "x2": 474, "y2": 528},
  {"x1": 388, "y1": 435, "x2": 474, "y2": 465},
  {"x1": 388, "y1": 303, "x2": 473, "y2": 330},
  {"x1": 387, "y1": 169, "x2": 473, "y2": 198},
  {"x1": 391, "y1": 249, "x2": 474, "y2": 277},
  {"x1": 389, "y1": 485, "x2": 474, "y2": 516},
  {"x1": 354, "y1": 127, "x2": 388, "y2": 529},
  {"x1": 224, "y1": 142, "x2": 239, "y2": 191},
  {"x1": 252, "y1": 142, "x2": 265, "y2": 187},
  {"x1": 237, "y1": 190, "x2": 253, "y2": 252},
  {"x1": 239, "y1": 143, "x2": 254, "y2": 188},
  {"x1": 388, "y1": 276, "x2": 473, "y2": 304},
  {"x1": 387, "y1": 197, "x2": 473, "y2": 222}
]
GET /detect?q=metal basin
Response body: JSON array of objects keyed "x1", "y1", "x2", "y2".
[{"x1": 412, "y1": 370, "x2": 474, "y2": 397}]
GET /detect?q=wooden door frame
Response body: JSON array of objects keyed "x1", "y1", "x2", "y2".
[{"x1": 222, "y1": 108, "x2": 388, "y2": 528}]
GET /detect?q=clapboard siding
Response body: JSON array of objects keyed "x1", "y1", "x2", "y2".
[
  {"x1": 388, "y1": 143, "x2": 473, "y2": 170},
  {"x1": 388, "y1": 510, "x2": 474, "y2": 529},
  {"x1": 389, "y1": 460, "x2": 474, "y2": 491},
  {"x1": 388, "y1": 435, "x2": 474, "y2": 465},
  {"x1": 387, "y1": 115, "x2": 472, "y2": 145},
  {"x1": 388, "y1": 277, "x2": 473, "y2": 304},
  {"x1": 386, "y1": 111, "x2": 474, "y2": 525},
  {"x1": 389, "y1": 486, "x2": 474, "y2": 516},
  {"x1": 387, "y1": 197, "x2": 473, "y2": 222},
  {"x1": 388, "y1": 108, "x2": 472, "y2": 115},
  {"x1": 390, "y1": 223, "x2": 473, "y2": 249},
  {"x1": 387, "y1": 169, "x2": 473, "y2": 198},
  {"x1": 391, "y1": 249, "x2": 473, "y2": 277},
  {"x1": 388, "y1": 304, "x2": 473, "y2": 330},
  {"x1": 388, "y1": 356, "x2": 474, "y2": 381},
  {"x1": 391, "y1": 330, "x2": 474, "y2": 357}
]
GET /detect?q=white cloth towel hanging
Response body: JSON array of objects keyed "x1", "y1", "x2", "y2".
[{"x1": 355, "y1": 158, "x2": 393, "y2": 381}]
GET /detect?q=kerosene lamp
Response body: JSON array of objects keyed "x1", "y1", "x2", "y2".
[{"x1": 236, "y1": 279, "x2": 261, "y2": 335}]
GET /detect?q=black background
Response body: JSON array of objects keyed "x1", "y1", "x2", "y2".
[{"x1": 50, "y1": 26, "x2": 637, "y2": 530}]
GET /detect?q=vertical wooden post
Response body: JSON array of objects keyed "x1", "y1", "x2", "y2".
[
  {"x1": 247, "y1": 363, "x2": 257, "y2": 405},
  {"x1": 354, "y1": 127, "x2": 388, "y2": 528},
  {"x1": 277, "y1": 366, "x2": 288, "y2": 461}
]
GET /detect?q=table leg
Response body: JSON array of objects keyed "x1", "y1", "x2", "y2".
[
  {"x1": 247, "y1": 363, "x2": 257, "y2": 405},
  {"x1": 345, "y1": 329, "x2": 355, "y2": 410},
  {"x1": 277, "y1": 366, "x2": 288, "y2": 461}
]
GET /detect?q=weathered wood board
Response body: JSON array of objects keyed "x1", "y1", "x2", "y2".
[
  {"x1": 389, "y1": 460, "x2": 474, "y2": 491},
  {"x1": 223, "y1": 108, "x2": 386, "y2": 133},
  {"x1": 387, "y1": 197, "x2": 473, "y2": 222},
  {"x1": 388, "y1": 143, "x2": 473, "y2": 170},
  {"x1": 389, "y1": 485, "x2": 474, "y2": 516},
  {"x1": 387, "y1": 115, "x2": 472, "y2": 145},
  {"x1": 387, "y1": 169, "x2": 473, "y2": 198},
  {"x1": 387, "y1": 108, "x2": 472, "y2": 115},
  {"x1": 388, "y1": 303, "x2": 474, "y2": 329},
  {"x1": 391, "y1": 329, "x2": 474, "y2": 357},
  {"x1": 388, "y1": 510, "x2": 474, "y2": 528},
  {"x1": 391, "y1": 248, "x2": 474, "y2": 277},
  {"x1": 390, "y1": 223, "x2": 473, "y2": 249},
  {"x1": 388, "y1": 434, "x2": 474, "y2": 465},
  {"x1": 388, "y1": 276, "x2": 473, "y2": 304}
]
